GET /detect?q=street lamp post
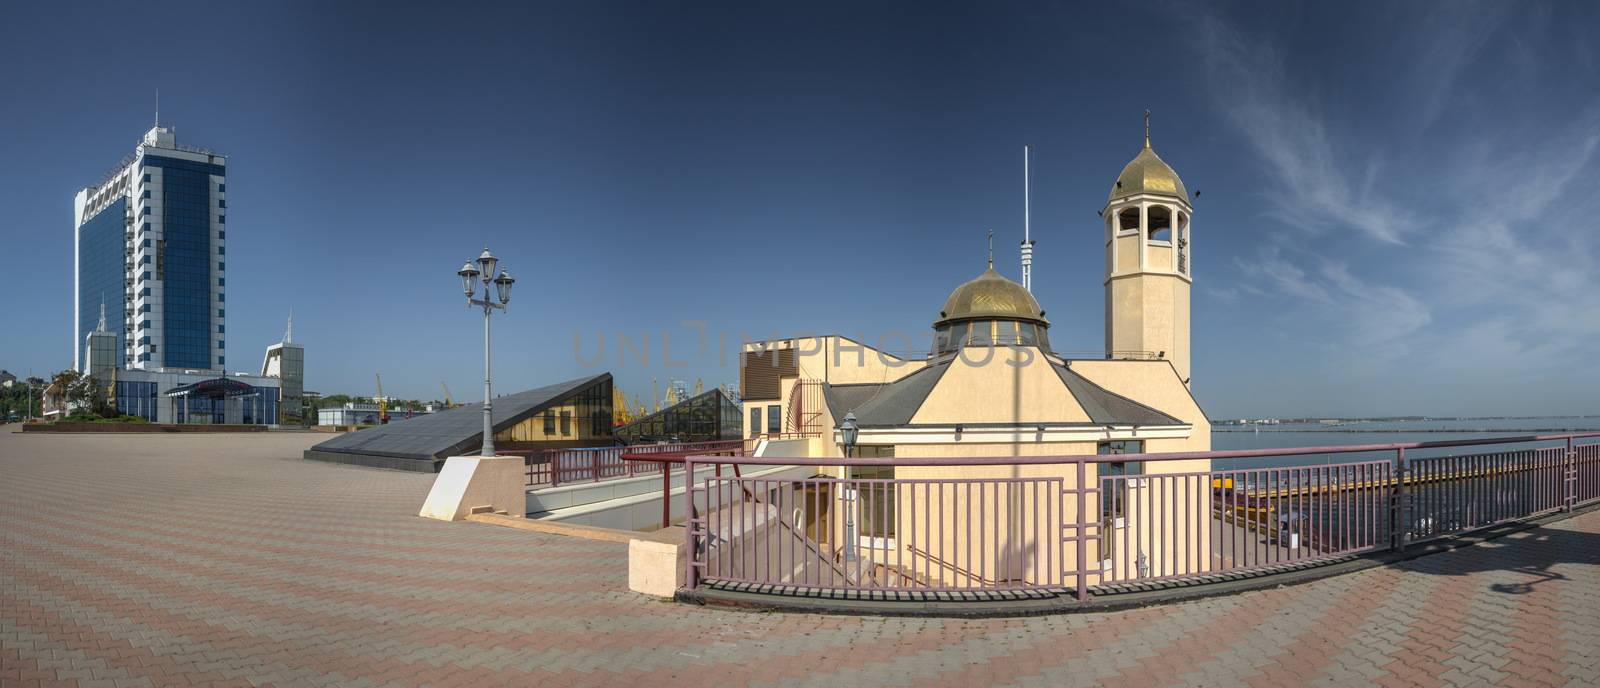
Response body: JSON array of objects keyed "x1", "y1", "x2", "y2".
[
  {"x1": 458, "y1": 248, "x2": 516, "y2": 457},
  {"x1": 839, "y1": 411, "x2": 860, "y2": 563}
]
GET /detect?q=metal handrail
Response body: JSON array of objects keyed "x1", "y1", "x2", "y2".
[
  {"x1": 678, "y1": 431, "x2": 1600, "y2": 599},
  {"x1": 903, "y1": 542, "x2": 1006, "y2": 586},
  {"x1": 678, "y1": 431, "x2": 1600, "y2": 468}
]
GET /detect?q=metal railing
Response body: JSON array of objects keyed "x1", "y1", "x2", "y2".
[
  {"x1": 680, "y1": 432, "x2": 1600, "y2": 601},
  {"x1": 785, "y1": 379, "x2": 824, "y2": 437},
  {"x1": 517, "y1": 440, "x2": 748, "y2": 487}
]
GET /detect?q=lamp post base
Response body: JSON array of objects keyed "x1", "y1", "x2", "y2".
[{"x1": 418, "y1": 455, "x2": 525, "y2": 521}]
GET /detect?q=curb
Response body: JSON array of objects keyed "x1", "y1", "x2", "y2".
[{"x1": 676, "y1": 500, "x2": 1600, "y2": 618}]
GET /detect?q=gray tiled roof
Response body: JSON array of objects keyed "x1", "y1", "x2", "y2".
[
  {"x1": 823, "y1": 362, "x2": 951, "y2": 427},
  {"x1": 1051, "y1": 363, "x2": 1182, "y2": 426},
  {"x1": 309, "y1": 373, "x2": 610, "y2": 461},
  {"x1": 820, "y1": 358, "x2": 1184, "y2": 429}
]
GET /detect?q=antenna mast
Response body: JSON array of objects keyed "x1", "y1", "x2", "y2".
[{"x1": 1021, "y1": 144, "x2": 1035, "y2": 292}]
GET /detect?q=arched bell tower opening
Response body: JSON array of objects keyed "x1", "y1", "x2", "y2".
[{"x1": 1104, "y1": 113, "x2": 1194, "y2": 386}]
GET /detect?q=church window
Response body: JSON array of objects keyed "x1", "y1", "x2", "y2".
[
  {"x1": 968, "y1": 321, "x2": 993, "y2": 346},
  {"x1": 996, "y1": 320, "x2": 1018, "y2": 345},
  {"x1": 947, "y1": 322, "x2": 969, "y2": 350}
]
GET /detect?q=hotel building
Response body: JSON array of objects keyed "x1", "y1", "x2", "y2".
[{"x1": 72, "y1": 123, "x2": 302, "y2": 425}]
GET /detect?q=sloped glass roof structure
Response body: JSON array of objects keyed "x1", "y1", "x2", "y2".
[
  {"x1": 613, "y1": 388, "x2": 742, "y2": 444},
  {"x1": 305, "y1": 373, "x2": 612, "y2": 471}
]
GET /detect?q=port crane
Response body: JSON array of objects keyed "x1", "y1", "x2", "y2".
[
  {"x1": 375, "y1": 373, "x2": 389, "y2": 424},
  {"x1": 440, "y1": 382, "x2": 455, "y2": 408}
]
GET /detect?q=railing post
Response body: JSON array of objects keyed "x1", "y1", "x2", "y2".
[
  {"x1": 662, "y1": 459, "x2": 674, "y2": 529},
  {"x1": 1565, "y1": 437, "x2": 1576, "y2": 513},
  {"x1": 1075, "y1": 459, "x2": 1088, "y2": 601},
  {"x1": 683, "y1": 458, "x2": 697, "y2": 591},
  {"x1": 549, "y1": 450, "x2": 561, "y2": 487},
  {"x1": 1391, "y1": 447, "x2": 1408, "y2": 552}
]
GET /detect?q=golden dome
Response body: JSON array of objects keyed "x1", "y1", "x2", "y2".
[
  {"x1": 1109, "y1": 114, "x2": 1188, "y2": 204},
  {"x1": 935, "y1": 265, "x2": 1047, "y2": 327},
  {"x1": 1108, "y1": 141, "x2": 1188, "y2": 204}
]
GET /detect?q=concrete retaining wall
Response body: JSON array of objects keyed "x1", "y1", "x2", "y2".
[
  {"x1": 303, "y1": 449, "x2": 444, "y2": 473},
  {"x1": 24, "y1": 422, "x2": 270, "y2": 433}
]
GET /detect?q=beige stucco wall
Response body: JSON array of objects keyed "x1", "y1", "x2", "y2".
[
  {"x1": 743, "y1": 336, "x2": 923, "y2": 442},
  {"x1": 794, "y1": 336, "x2": 924, "y2": 385},
  {"x1": 1113, "y1": 232, "x2": 1141, "y2": 273},
  {"x1": 1104, "y1": 195, "x2": 1193, "y2": 387},
  {"x1": 814, "y1": 437, "x2": 1211, "y2": 588},
  {"x1": 1105, "y1": 275, "x2": 1191, "y2": 385},
  {"x1": 1068, "y1": 360, "x2": 1209, "y2": 439},
  {"x1": 1147, "y1": 242, "x2": 1174, "y2": 272},
  {"x1": 912, "y1": 347, "x2": 1091, "y2": 425}
]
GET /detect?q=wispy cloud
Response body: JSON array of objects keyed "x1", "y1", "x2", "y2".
[
  {"x1": 1192, "y1": 12, "x2": 1411, "y2": 245},
  {"x1": 1409, "y1": 3, "x2": 1514, "y2": 128},
  {"x1": 1234, "y1": 247, "x2": 1431, "y2": 357},
  {"x1": 1194, "y1": 4, "x2": 1600, "y2": 390}
]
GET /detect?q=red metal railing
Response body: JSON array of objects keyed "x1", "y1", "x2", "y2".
[
  {"x1": 785, "y1": 380, "x2": 823, "y2": 437},
  {"x1": 679, "y1": 432, "x2": 1600, "y2": 600},
  {"x1": 516, "y1": 440, "x2": 749, "y2": 487},
  {"x1": 516, "y1": 447, "x2": 639, "y2": 487}
]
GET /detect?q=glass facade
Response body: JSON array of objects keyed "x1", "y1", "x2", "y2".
[
  {"x1": 933, "y1": 319, "x2": 1051, "y2": 356},
  {"x1": 141, "y1": 154, "x2": 224, "y2": 370},
  {"x1": 115, "y1": 380, "x2": 159, "y2": 421},
  {"x1": 170, "y1": 386, "x2": 278, "y2": 424},
  {"x1": 492, "y1": 377, "x2": 615, "y2": 445},
  {"x1": 849, "y1": 447, "x2": 897, "y2": 539},
  {"x1": 111, "y1": 378, "x2": 279, "y2": 425},
  {"x1": 1099, "y1": 440, "x2": 1145, "y2": 521},
  {"x1": 78, "y1": 198, "x2": 128, "y2": 369},
  {"x1": 275, "y1": 346, "x2": 305, "y2": 424},
  {"x1": 614, "y1": 389, "x2": 743, "y2": 444}
]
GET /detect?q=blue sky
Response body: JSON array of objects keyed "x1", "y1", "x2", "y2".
[{"x1": 1, "y1": 1, "x2": 1596, "y2": 419}]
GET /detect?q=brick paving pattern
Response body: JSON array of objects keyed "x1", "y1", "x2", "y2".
[{"x1": 1, "y1": 431, "x2": 1596, "y2": 687}]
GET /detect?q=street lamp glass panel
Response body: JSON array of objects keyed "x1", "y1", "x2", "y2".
[
  {"x1": 476, "y1": 248, "x2": 497, "y2": 284},
  {"x1": 840, "y1": 412, "x2": 859, "y2": 448},
  {"x1": 458, "y1": 262, "x2": 479, "y2": 297},
  {"x1": 493, "y1": 269, "x2": 515, "y2": 305}
]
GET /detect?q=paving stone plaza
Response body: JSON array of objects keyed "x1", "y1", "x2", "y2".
[{"x1": 2, "y1": 431, "x2": 1597, "y2": 687}]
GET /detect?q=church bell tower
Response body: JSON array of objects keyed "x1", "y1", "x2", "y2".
[{"x1": 1104, "y1": 113, "x2": 1193, "y2": 386}]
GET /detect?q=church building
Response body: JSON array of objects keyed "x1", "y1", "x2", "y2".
[{"x1": 735, "y1": 119, "x2": 1209, "y2": 582}]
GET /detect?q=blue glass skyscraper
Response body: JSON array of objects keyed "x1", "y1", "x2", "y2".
[{"x1": 74, "y1": 124, "x2": 226, "y2": 372}]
